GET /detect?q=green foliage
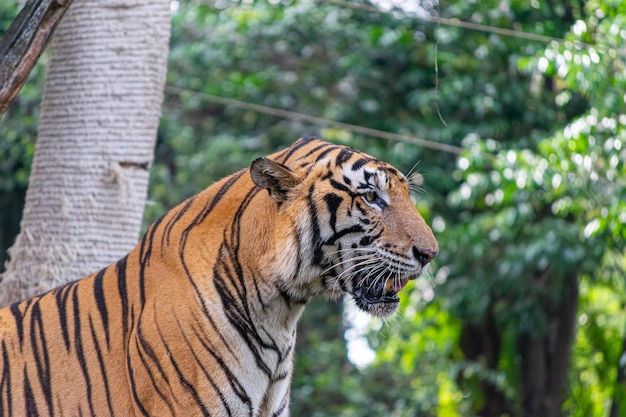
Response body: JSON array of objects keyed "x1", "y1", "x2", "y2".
[
  {"x1": 431, "y1": 0, "x2": 625, "y2": 413},
  {"x1": 566, "y1": 275, "x2": 626, "y2": 416},
  {"x1": 364, "y1": 292, "x2": 466, "y2": 416}
]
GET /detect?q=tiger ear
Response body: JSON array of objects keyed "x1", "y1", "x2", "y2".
[{"x1": 250, "y1": 158, "x2": 300, "y2": 202}]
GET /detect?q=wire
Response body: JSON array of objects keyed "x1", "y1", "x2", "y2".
[
  {"x1": 322, "y1": 0, "x2": 599, "y2": 50},
  {"x1": 164, "y1": 85, "x2": 465, "y2": 155},
  {"x1": 433, "y1": 2, "x2": 446, "y2": 127}
]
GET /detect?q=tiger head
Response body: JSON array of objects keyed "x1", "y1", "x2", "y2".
[{"x1": 251, "y1": 138, "x2": 438, "y2": 318}]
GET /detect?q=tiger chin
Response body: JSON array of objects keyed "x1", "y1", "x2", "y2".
[{"x1": 0, "y1": 137, "x2": 437, "y2": 417}]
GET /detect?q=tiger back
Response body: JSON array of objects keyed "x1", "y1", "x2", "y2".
[{"x1": 0, "y1": 137, "x2": 438, "y2": 416}]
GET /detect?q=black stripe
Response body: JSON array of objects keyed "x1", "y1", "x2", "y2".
[
  {"x1": 323, "y1": 193, "x2": 343, "y2": 233},
  {"x1": 88, "y1": 316, "x2": 115, "y2": 416},
  {"x1": 93, "y1": 269, "x2": 110, "y2": 349},
  {"x1": 189, "y1": 314, "x2": 253, "y2": 411},
  {"x1": 250, "y1": 271, "x2": 268, "y2": 310},
  {"x1": 355, "y1": 200, "x2": 368, "y2": 216},
  {"x1": 23, "y1": 369, "x2": 38, "y2": 417},
  {"x1": 29, "y1": 301, "x2": 53, "y2": 417},
  {"x1": 157, "y1": 323, "x2": 212, "y2": 417},
  {"x1": 178, "y1": 171, "x2": 246, "y2": 286},
  {"x1": 213, "y1": 242, "x2": 274, "y2": 377},
  {"x1": 180, "y1": 178, "x2": 264, "y2": 376},
  {"x1": 206, "y1": 171, "x2": 247, "y2": 215},
  {"x1": 127, "y1": 352, "x2": 151, "y2": 417},
  {"x1": 351, "y1": 157, "x2": 371, "y2": 171},
  {"x1": 133, "y1": 306, "x2": 177, "y2": 415},
  {"x1": 54, "y1": 284, "x2": 73, "y2": 352},
  {"x1": 138, "y1": 214, "x2": 166, "y2": 308},
  {"x1": 329, "y1": 178, "x2": 353, "y2": 194},
  {"x1": 363, "y1": 170, "x2": 375, "y2": 185},
  {"x1": 230, "y1": 186, "x2": 261, "y2": 250},
  {"x1": 278, "y1": 136, "x2": 320, "y2": 163},
  {"x1": 133, "y1": 339, "x2": 176, "y2": 416},
  {"x1": 9, "y1": 303, "x2": 26, "y2": 347},
  {"x1": 177, "y1": 171, "x2": 248, "y2": 360},
  {"x1": 0, "y1": 341, "x2": 13, "y2": 416},
  {"x1": 270, "y1": 395, "x2": 289, "y2": 417},
  {"x1": 306, "y1": 184, "x2": 325, "y2": 265},
  {"x1": 71, "y1": 286, "x2": 95, "y2": 416},
  {"x1": 162, "y1": 196, "x2": 196, "y2": 247},
  {"x1": 323, "y1": 225, "x2": 366, "y2": 246},
  {"x1": 335, "y1": 148, "x2": 353, "y2": 166},
  {"x1": 219, "y1": 186, "x2": 290, "y2": 367},
  {"x1": 288, "y1": 138, "x2": 338, "y2": 165},
  {"x1": 313, "y1": 145, "x2": 338, "y2": 163},
  {"x1": 116, "y1": 257, "x2": 130, "y2": 344},
  {"x1": 176, "y1": 316, "x2": 236, "y2": 417},
  {"x1": 276, "y1": 285, "x2": 306, "y2": 307}
]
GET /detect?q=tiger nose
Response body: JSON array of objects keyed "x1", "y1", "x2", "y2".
[{"x1": 412, "y1": 246, "x2": 438, "y2": 265}]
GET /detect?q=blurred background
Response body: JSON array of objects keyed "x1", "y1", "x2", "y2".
[{"x1": 1, "y1": 0, "x2": 625, "y2": 415}]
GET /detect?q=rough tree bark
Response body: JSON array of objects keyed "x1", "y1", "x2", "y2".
[{"x1": 0, "y1": 0, "x2": 171, "y2": 306}]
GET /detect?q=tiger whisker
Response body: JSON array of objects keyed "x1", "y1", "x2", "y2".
[
  {"x1": 324, "y1": 257, "x2": 383, "y2": 293},
  {"x1": 362, "y1": 263, "x2": 390, "y2": 295},
  {"x1": 346, "y1": 262, "x2": 382, "y2": 292},
  {"x1": 331, "y1": 258, "x2": 382, "y2": 282},
  {"x1": 405, "y1": 160, "x2": 421, "y2": 178},
  {"x1": 321, "y1": 253, "x2": 379, "y2": 276},
  {"x1": 324, "y1": 247, "x2": 378, "y2": 257}
]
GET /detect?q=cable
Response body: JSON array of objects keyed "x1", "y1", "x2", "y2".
[
  {"x1": 322, "y1": 0, "x2": 601, "y2": 50},
  {"x1": 164, "y1": 85, "x2": 465, "y2": 155}
]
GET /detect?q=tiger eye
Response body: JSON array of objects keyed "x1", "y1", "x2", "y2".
[{"x1": 364, "y1": 191, "x2": 378, "y2": 203}]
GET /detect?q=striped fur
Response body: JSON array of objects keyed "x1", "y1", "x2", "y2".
[{"x1": 0, "y1": 137, "x2": 438, "y2": 416}]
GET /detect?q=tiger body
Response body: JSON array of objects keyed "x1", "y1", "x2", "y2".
[{"x1": 0, "y1": 137, "x2": 438, "y2": 416}]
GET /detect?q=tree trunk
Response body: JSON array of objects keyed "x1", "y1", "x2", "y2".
[
  {"x1": 519, "y1": 272, "x2": 579, "y2": 417},
  {"x1": 459, "y1": 306, "x2": 514, "y2": 417},
  {"x1": 0, "y1": 0, "x2": 170, "y2": 306},
  {"x1": 609, "y1": 315, "x2": 626, "y2": 417}
]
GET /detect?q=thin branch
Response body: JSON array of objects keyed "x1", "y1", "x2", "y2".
[{"x1": 0, "y1": 0, "x2": 74, "y2": 117}]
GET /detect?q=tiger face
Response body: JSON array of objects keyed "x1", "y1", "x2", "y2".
[{"x1": 251, "y1": 138, "x2": 438, "y2": 318}]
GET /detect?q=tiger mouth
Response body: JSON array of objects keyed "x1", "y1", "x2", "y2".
[{"x1": 350, "y1": 276, "x2": 411, "y2": 317}]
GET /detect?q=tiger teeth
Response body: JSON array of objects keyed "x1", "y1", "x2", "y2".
[
  {"x1": 385, "y1": 278, "x2": 409, "y2": 293},
  {"x1": 395, "y1": 278, "x2": 409, "y2": 292}
]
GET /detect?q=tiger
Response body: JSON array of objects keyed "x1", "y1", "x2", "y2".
[{"x1": 0, "y1": 137, "x2": 438, "y2": 417}]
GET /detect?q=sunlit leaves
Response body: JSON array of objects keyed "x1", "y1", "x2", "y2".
[{"x1": 566, "y1": 277, "x2": 626, "y2": 416}]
